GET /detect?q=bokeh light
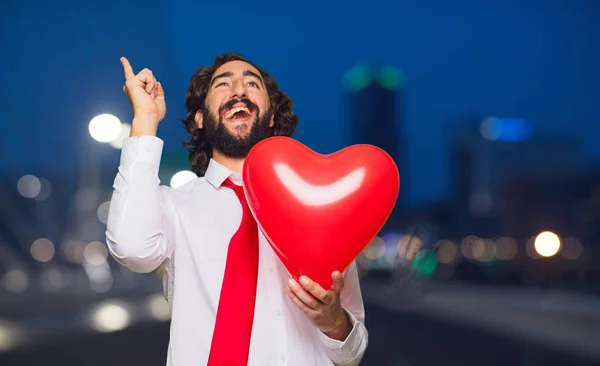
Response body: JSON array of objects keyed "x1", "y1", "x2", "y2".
[
  {"x1": 411, "y1": 249, "x2": 438, "y2": 277},
  {"x1": 90, "y1": 301, "x2": 131, "y2": 333},
  {"x1": 88, "y1": 114, "x2": 122, "y2": 143},
  {"x1": 476, "y1": 239, "x2": 496, "y2": 263},
  {"x1": 17, "y1": 175, "x2": 41, "y2": 199},
  {"x1": 1, "y1": 269, "x2": 28, "y2": 293},
  {"x1": 495, "y1": 237, "x2": 518, "y2": 260},
  {"x1": 560, "y1": 237, "x2": 583, "y2": 260},
  {"x1": 35, "y1": 178, "x2": 53, "y2": 201},
  {"x1": 170, "y1": 170, "x2": 197, "y2": 189},
  {"x1": 397, "y1": 235, "x2": 423, "y2": 260},
  {"x1": 30, "y1": 238, "x2": 55, "y2": 262},
  {"x1": 363, "y1": 236, "x2": 386, "y2": 260},
  {"x1": 434, "y1": 240, "x2": 458, "y2": 264},
  {"x1": 534, "y1": 231, "x2": 561, "y2": 257},
  {"x1": 84, "y1": 241, "x2": 109, "y2": 265},
  {"x1": 480, "y1": 116, "x2": 532, "y2": 142},
  {"x1": 342, "y1": 65, "x2": 372, "y2": 93},
  {"x1": 0, "y1": 320, "x2": 22, "y2": 352},
  {"x1": 375, "y1": 66, "x2": 405, "y2": 91},
  {"x1": 60, "y1": 240, "x2": 87, "y2": 263},
  {"x1": 460, "y1": 235, "x2": 485, "y2": 260},
  {"x1": 108, "y1": 123, "x2": 132, "y2": 149},
  {"x1": 146, "y1": 293, "x2": 171, "y2": 321},
  {"x1": 39, "y1": 267, "x2": 67, "y2": 292},
  {"x1": 97, "y1": 201, "x2": 111, "y2": 224}
]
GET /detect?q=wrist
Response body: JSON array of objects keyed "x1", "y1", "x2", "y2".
[
  {"x1": 321, "y1": 309, "x2": 352, "y2": 341},
  {"x1": 130, "y1": 117, "x2": 158, "y2": 137}
]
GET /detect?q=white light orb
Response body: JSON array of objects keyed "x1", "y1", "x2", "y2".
[
  {"x1": 17, "y1": 175, "x2": 41, "y2": 198},
  {"x1": 109, "y1": 123, "x2": 132, "y2": 149},
  {"x1": 97, "y1": 201, "x2": 111, "y2": 224},
  {"x1": 91, "y1": 302, "x2": 131, "y2": 333},
  {"x1": 89, "y1": 114, "x2": 122, "y2": 143},
  {"x1": 170, "y1": 170, "x2": 197, "y2": 189},
  {"x1": 146, "y1": 293, "x2": 171, "y2": 321},
  {"x1": 534, "y1": 231, "x2": 561, "y2": 257}
]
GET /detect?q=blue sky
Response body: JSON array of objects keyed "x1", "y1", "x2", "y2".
[{"x1": 1, "y1": 0, "x2": 598, "y2": 204}]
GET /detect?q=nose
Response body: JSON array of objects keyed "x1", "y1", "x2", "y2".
[{"x1": 230, "y1": 79, "x2": 248, "y2": 99}]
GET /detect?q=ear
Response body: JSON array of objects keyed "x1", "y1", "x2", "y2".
[
  {"x1": 269, "y1": 111, "x2": 275, "y2": 128},
  {"x1": 194, "y1": 110, "x2": 203, "y2": 129}
]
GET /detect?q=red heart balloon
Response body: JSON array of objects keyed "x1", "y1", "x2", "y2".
[{"x1": 243, "y1": 136, "x2": 400, "y2": 289}]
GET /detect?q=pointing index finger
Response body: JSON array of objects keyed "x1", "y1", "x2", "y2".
[{"x1": 120, "y1": 57, "x2": 135, "y2": 80}]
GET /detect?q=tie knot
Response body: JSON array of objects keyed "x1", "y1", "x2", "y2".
[{"x1": 221, "y1": 178, "x2": 245, "y2": 201}]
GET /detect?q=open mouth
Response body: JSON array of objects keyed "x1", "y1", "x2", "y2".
[{"x1": 222, "y1": 103, "x2": 256, "y2": 122}]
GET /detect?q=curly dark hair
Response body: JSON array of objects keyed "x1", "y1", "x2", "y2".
[{"x1": 181, "y1": 52, "x2": 298, "y2": 176}]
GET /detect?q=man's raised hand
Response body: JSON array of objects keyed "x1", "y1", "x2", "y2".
[{"x1": 120, "y1": 57, "x2": 166, "y2": 137}]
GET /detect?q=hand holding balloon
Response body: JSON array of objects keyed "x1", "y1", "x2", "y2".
[{"x1": 286, "y1": 271, "x2": 351, "y2": 341}]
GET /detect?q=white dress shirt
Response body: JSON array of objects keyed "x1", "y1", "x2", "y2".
[{"x1": 105, "y1": 136, "x2": 368, "y2": 366}]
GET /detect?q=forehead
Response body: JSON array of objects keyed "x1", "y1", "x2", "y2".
[{"x1": 213, "y1": 60, "x2": 262, "y2": 78}]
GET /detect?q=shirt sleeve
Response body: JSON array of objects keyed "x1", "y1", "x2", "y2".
[
  {"x1": 317, "y1": 261, "x2": 369, "y2": 365},
  {"x1": 105, "y1": 136, "x2": 177, "y2": 273}
]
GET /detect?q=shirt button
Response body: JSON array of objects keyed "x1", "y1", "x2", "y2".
[
  {"x1": 269, "y1": 267, "x2": 274, "y2": 274},
  {"x1": 275, "y1": 309, "x2": 281, "y2": 315},
  {"x1": 280, "y1": 355, "x2": 286, "y2": 362}
]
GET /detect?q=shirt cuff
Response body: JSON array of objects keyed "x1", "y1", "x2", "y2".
[
  {"x1": 120, "y1": 135, "x2": 164, "y2": 167},
  {"x1": 317, "y1": 308, "x2": 366, "y2": 365}
]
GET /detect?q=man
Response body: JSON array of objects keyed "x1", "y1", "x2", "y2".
[{"x1": 106, "y1": 52, "x2": 368, "y2": 366}]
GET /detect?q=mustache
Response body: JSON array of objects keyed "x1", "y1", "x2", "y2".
[{"x1": 219, "y1": 98, "x2": 259, "y2": 115}]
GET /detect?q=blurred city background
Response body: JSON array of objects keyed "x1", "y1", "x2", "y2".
[{"x1": 1, "y1": 1, "x2": 600, "y2": 365}]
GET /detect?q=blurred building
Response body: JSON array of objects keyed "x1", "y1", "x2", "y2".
[
  {"x1": 344, "y1": 65, "x2": 406, "y2": 223},
  {"x1": 449, "y1": 116, "x2": 581, "y2": 237}
]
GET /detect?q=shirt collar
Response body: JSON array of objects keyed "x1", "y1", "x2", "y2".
[{"x1": 204, "y1": 158, "x2": 243, "y2": 189}]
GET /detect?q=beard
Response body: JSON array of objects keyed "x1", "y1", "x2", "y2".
[{"x1": 203, "y1": 98, "x2": 273, "y2": 158}]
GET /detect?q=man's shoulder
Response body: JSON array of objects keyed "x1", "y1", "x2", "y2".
[
  {"x1": 162, "y1": 176, "x2": 210, "y2": 194},
  {"x1": 158, "y1": 176, "x2": 215, "y2": 212}
]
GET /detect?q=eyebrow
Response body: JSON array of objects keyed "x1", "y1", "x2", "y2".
[
  {"x1": 210, "y1": 70, "x2": 265, "y2": 87},
  {"x1": 210, "y1": 71, "x2": 233, "y2": 87},
  {"x1": 243, "y1": 70, "x2": 264, "y2": 87}
]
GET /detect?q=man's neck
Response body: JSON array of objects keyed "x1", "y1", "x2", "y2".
[{"x1": 212, "y1": 149, "x2": 245, "y2": 175}]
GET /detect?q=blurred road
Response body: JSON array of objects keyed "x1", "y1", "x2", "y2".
[{"x1": 1, "y1": 278, "x2": 600, "y2": 365}]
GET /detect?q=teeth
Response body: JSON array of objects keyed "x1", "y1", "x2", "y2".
[{"x1": 226, "y1": 107, "x2": 250, "y2": 119}]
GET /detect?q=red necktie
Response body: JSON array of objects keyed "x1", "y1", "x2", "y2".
[{"x1": 207, "y1": 178, "x2": 259, "y2": 366}]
